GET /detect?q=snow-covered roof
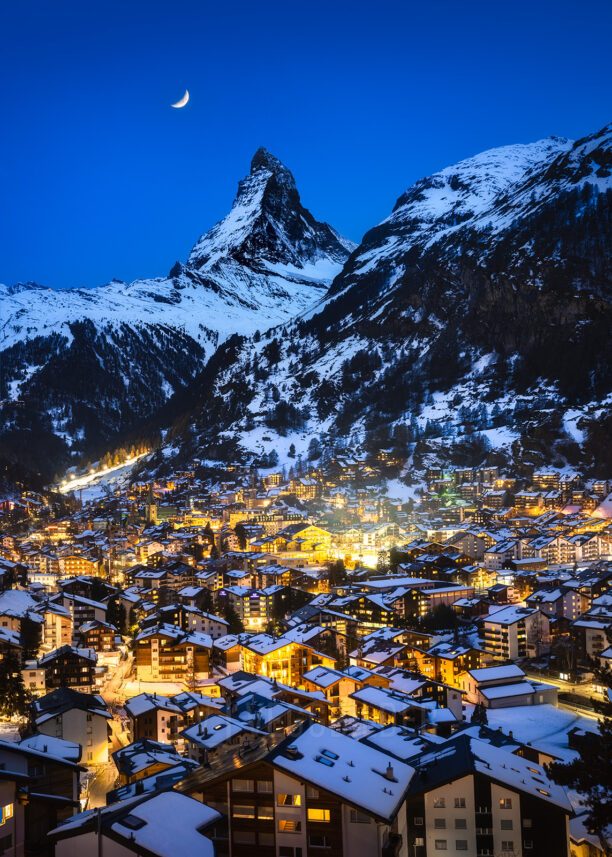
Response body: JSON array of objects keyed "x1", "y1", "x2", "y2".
[
  {"x1": 271, "y1": 723, "x2": 414, "y2": 822},
  {"x1": 51, "y1": 791, "x2": 221, "y2": 856},
  {"x1": 182, "y1": 714, "x2": 266, "y2": 749},
  {"x1": 363, "y1": 725, "x2": 435, "y2": 761},
  {"x1": 469, "y1": 738, "x2": 572, "y2": 810},
  {"x1": 18, "y1": 734, "x2": 81, "y2": 763},
  {"x1": 0, "y1": 589, "x2": 41, "y2": 619},
  {"x1": 125, "y1": 693, "x2": 182, "y2": 718},
  {"x1": 483, "y1": 605, "x2": 538, "y2": 626},
  {"x1": 468, "y1": 664, "x2": 525, "y2": 683},
  {"x1": 350, "y1": 685, "x2": 423, "y2": 714},
  {"x1": 479, "y1": 681, "x2": 536, "y2": 700}
]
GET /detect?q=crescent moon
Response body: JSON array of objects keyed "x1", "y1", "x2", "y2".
[{"x1": 171, "y1": 90, "x2": 190, "y2": 109}]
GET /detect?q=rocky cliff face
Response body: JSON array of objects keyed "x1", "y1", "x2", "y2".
[{"x1": 0, "y1": 151, "x2": 354, "y2": 483}]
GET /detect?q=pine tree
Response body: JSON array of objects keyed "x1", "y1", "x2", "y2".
[
  {"x1": 308, "y1": 437, "x2": 322, "y2": 460},
  {"x1": 221, "y1": 600, "x2": 244, "y2": 634},
  {"x1": 470, "y1": 703, "x2": 488, "y2": 726},
  {"x1": 20, "y1": 617, "x2": 41, "y2": 660},
  {"x1": 0, "y1": 651, "x2": 31, "y2": 719},
  {"x1": 235, "y1": 523, "x2": 249, "y2": 550}
]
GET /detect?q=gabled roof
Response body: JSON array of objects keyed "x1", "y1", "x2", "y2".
[
  {"x1": 407, "y1": 734, "x2": 572, "y2": 811},
  {"x1": 31, "y1": 687, "x2": 110, "y2": 723},
  {"x1": 181, "y1": 714, "x2": 266, "y2": 749},
  {"x1": 49, "y1": 790, "x2": 220, "y2": 857},
  {"x1": 124, "y1": 693, "x2": 182, "y2": 718},
  {"x1": 112, "y1": 739, "x2": 189, "y2": 777},
  {"x1": 38, "y1": 645, "x2": 97, "y2": 665},
  {"x1": 269, "y1": 722, "x2": 414, "y2": 823}
]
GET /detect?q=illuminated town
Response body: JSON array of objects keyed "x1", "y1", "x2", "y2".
[{"x1": 0, "y1": 454, "x2": 610, "y2": 855}]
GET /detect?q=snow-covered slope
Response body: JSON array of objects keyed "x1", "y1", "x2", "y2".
[
  {"x1": 1, "y1": 148, "x2": 353, "y2": 353},
  {"x1": 0, "y1": 149, "x2": 354, "y2": 481},
  {"x1": 152, "y1": 124, "x2": 612, "y2": 477}
]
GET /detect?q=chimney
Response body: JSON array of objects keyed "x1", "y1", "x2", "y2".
[{"x1": 384, "y1": 763, "x2": 395, "y2": 781}]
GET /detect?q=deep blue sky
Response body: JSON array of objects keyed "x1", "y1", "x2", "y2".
[{"x1": 1, "y1": 0, "x2": 610, "y2": 289}]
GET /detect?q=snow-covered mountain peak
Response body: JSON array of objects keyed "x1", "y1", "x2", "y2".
[
  {"x1": 0, "y1": 148, "x2": 355, "y2": 471},
  {"x1": 187, "y1": 149, "x2": 354, "y2": 274},
  {"x1": 250, "y1": 146, "x2": 292, "y2": 178}
]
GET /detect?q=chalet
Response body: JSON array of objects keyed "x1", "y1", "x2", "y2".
[
  {"x1": 303, "y1": 665, "x2": 371, "y2": 718},
  {"x1": 56, "y1": 592, "x2": 107, "y2": 627},
  {"x1": 460, "y1": 664, "x2": 558, "y2": 709},
  {"x1": 571, "y1": 614, "x2": 611, "y2": 661},
  {"x1": 0, "y1": 737, "x2": 84, "y2": 857},
  {"x1": 40, "y1": 602, "x2": 73, "y2": 651},
  {"x1": 410, "y1": 641, "x2": 483, "y2": 688},
  {"x1": 112, "y1": 738, "x2": 195, "y2": 785},
  {"x1": 30, "y1": 687, "x2": 112, "y2": 764},
  {"x1": 218, "y1": 584, "x2": 282, "y2": 631},
  {"x1": 349, "y1": 629, "x2": 409, "y2": 670},
  {"x1": 61, "y1": 553, "x2": 102, "y2": 578},
  {"x1": 182, "y1": 713, "x2": 268, "y2": 765},
  {"x1": 239, "y1": 632, "x2": 337, "y2": 686},
  {"x1": 180, "y1": 721, "x2": 415, "y2": 856},
  {"x1": 0, "y1": 588, "x2": 43, "y2": 635},
  {"x1": 481, "y1": 605, "x2": 551, "y2": 660},
  {"x1": 404, "y1": 735, "x2": 572, "y2": 857},
  {"x1": 525, "y1": 585, "x2": 589, "y2": 621},
  {"x1": 38, "y1": 645, "x2": 97, "y2": 693},
  {"x1": 134, "y1": 623, "x2": 212, "y2": 683},
  {"x1": 125, "y1": 693, "x2": 183, "y2": 744},
  {"x1": 218, "y1": 670, "x2": 329, "y2": 721},
  {"x1": 76, "y1": 619, "x2": 119, "y2": 652}
]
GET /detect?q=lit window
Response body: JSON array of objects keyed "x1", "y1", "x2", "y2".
[
  {"x1": 308, "y1": 809, "x2": 330, "y2": 822},
  {"x1": 233, "y1": 805, "x2": 255, "y2": 819},
  {"x1": 499, "y1": 798, "x2": 512, "y2": 809},
  {"x1": 278, "y1": 794, "x2": 301, "y2": 807},
  {"x1": 278, "y1": 819, "x2": 302, "y2": 833},
  {"x1": 258, "y1": 806, "x2": 274, "y2": 820},
  {"x1": 433, "y1": 797, "x2": 446, "y2": 808},
  {"x1": 0, "y1": 805, "x2": 13, "y2": 826}
]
